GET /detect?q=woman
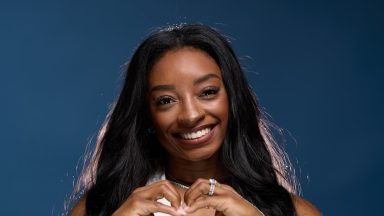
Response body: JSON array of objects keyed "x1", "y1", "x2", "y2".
[{"x1": 70, "y1": 24, "x2": 321, "y2": 216}]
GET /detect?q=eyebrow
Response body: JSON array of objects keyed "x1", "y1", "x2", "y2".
[
  {"x1": 149, "y1": 73, "x2": 221, "y2": 93},
  {"x1": 193, "y1": 73, "x2": 221, "y2": 85},
  {"x1": 150, "y1": 85, "x2": 175, "y2": 93}
]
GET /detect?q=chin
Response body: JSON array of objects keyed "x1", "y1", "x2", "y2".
[{"x1": 181, "y1": 148, "x2": 220, "y2": 162}]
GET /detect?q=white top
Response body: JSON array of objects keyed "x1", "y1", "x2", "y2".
[{"x1": 146, "y1": 171, "x2": 172, "y2": 216}]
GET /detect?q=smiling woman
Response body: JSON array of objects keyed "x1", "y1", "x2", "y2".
[
  {"x1": 148, "y1": 48, "x2": 228, "y2": 163},
  {"x1": 69, "y1": 24, "x2": 321, "y2": 216}
]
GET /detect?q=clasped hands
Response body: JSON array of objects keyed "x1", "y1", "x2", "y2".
[{"x1": 112, "y1": 178, "x2": 264, "y2": 216}]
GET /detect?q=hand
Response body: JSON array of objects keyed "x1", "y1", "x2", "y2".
[
  {"x1": 183, "y1": 178, "x2": 264, "y2": 216},
  {"x1": 112, "y1": 180, "x2": 187, "y2": 216}
]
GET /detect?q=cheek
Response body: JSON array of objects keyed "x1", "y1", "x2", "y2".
[
  {"x1": 203, "y1": 94, "x2": 229, "y2": 138},
  {"x1": 209, "y1": 94, "x2": 229, "y2": 122},
  {"x1": 150, "y1": 110, "x2": 174, "y2": 134},
  {"x1": 220, "y1": 96, "x2": 229, "y2": 117},
  {"x1": 216, "y1": 95, "x2": 229, "y2": 137}
]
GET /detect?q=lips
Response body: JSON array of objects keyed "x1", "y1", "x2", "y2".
[
  {"x1": 174, "y1": 125, "x2": 215, "y2": 147},
  {"x1": 179, "y1": 127, "x2": 211, "y2": 140}
]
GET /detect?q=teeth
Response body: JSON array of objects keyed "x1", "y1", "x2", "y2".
[{"x1": 180, "y1": 127, "x2": 211, "y2": 140}]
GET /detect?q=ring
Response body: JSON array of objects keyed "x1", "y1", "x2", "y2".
[{"x1": 208, "y1": 178, "x2": 217, "y2": 196}]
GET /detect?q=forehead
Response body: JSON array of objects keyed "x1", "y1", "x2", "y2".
[{"x1": 148, "y1": 47, "x2": 221, "y2": 86}]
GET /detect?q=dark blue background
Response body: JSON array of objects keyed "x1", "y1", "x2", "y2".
[{"x1": 1, "y1": 0, "x2": 383, "y2": 215}]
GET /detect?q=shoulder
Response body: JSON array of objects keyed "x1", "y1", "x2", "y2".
[
  {"x1": 69, "y1": 195, "x2": 86, "y2": 216},
  {"x1": 292, "y1": 195, "x2": 322, "y2": 216}
]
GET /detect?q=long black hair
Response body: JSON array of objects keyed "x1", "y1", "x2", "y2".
[{"x1": 72, "y1": 24, "x2": 299, "y2": 216}]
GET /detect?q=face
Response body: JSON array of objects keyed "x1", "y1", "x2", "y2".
[{"x1": 147, "y1": 47, "x2": 229, "y2": 162}]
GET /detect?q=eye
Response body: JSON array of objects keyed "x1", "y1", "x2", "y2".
[
  {"x1": 200, "y1": 87, "x2": 219, "y2": 98},
  {"x1": 155, "y1": 96, "x2": 175, "y2": 106}
]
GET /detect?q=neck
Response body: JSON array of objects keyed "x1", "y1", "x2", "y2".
[{"x1": 165, "y1": 153, "x2": 224, "y2": 185}]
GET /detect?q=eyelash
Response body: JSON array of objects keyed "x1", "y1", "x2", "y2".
[
  {"x1": 154, "y1": 87, "x2": 219, "y2": 107},
  {"x1": 200, "y1": 87, "x2": 219, "y2": 98},
  {"x1": 155, "y1": 96, "x2": 174, "y2": 106}
]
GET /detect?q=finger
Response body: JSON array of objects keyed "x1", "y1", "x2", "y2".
[
  {"x1": 139, "y1": 199, "x2": 185, "y2": 216},
  {"x1": 185, "y1": 195, "x2": 228, "y2": 213},
  {"x1": 185, "y1": 178, "x2": 208, "y2": 192},
  {"x1": 135, "y1": 180, "x2": 179, "y2": 196},
  {"x1": 184, "y1": 178, "x2": 208, "y2": 206},
  {"x1": 154, "y1": 183, "x2": 183, "y2": 209},
  {"x1": 185, "y1": 192, "x2": 265, "y2": 216},
  {"x1": 184, "y1": 178, "x2": 222, "y2": 206},
  {"x1": 138, "y1": 180, "x2": 183, "y2": 209}
]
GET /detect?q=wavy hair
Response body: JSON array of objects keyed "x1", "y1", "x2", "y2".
[{"x1": 71, "y1": 24, "x2": 299, "y2": 216}]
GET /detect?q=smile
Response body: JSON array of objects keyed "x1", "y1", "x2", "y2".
[{"x1": 179, "y1": 127, "x2": 211, "y2": 140}]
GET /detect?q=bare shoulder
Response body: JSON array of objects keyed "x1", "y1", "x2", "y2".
[
  {"x1": 69, "y1": 195, "x2": 86, "y2": 216},
  {"x1": 292, "y1": 195, "x2": 322, "y2": 216}
]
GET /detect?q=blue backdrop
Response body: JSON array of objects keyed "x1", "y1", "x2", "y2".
[{"x1": 1, "y1": 0, "x2": 383, "y2": 215}]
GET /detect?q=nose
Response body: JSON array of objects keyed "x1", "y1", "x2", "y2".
[{"x1": 177, "y1": 97, "x2": 204, "y2": 127}]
